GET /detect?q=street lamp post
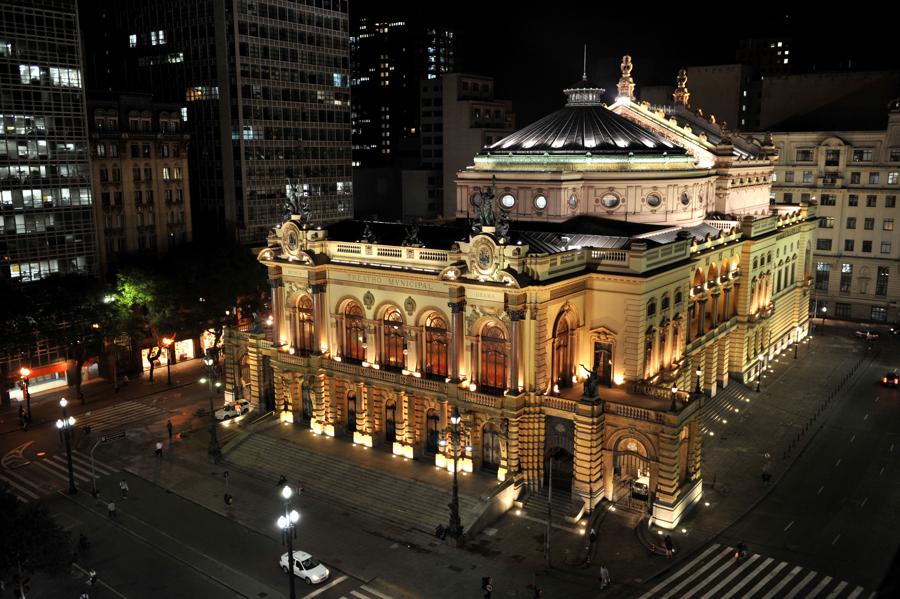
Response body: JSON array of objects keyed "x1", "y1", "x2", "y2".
[
  {"x1": 821, "y1": 305, "x2": 827, "y2": 325},
  {"x1": 276, "y1": 484, "x2": 299, "y2": 599},
  {"x1": 19, "y1": 367, "x2": 32, "y2": 422},
  {"x1": 162, "y1": 337, "x2": 174, "y2": 385},
  {"x1": 201, "y1": 354, "x2": 222, "y2": 463},
  {"x1": 56, "y1": 398, "x2": 77, "y2": 494},
  {"x1": 695, "y1": 366, "x2": 702, "y2": 395},
  {"x1": 756, "y1": 354, "x2": 765, "y2": 392},
  {"x1": 670, "y1": 384, "x2": 678, "y2": 412},
  {"x1": 446, "y1": 406, "x2": 464, "y2": 544}
]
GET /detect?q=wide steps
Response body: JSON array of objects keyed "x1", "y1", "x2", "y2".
[
  {"x1": 522, "y1": 489, "x2": 581, "y2": 527},
  {"x1": 227, "y1": 434, "x2": 483, "y2": 534}
]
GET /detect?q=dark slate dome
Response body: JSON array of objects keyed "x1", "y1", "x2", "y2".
[{"x1": 486, "y1": 77, "x2": 685, "y2": 156}]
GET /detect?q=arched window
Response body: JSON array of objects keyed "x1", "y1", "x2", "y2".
[
  {"x1": 480, "y1": 324, "x2": 507, "y2": 392},
  {"x1": 552, "y1": 313, "x2": 572, "y2": 388},
  {"x1": 346, "y1": 391, "x2": 357, "y2": 433},
  {"x1": 674, "y1": 291, "x2": 683, "y2": 306},
  {"x1": 482, "y1": 422, "x2": 501, "y2": 473},
  {"x1": 661, "y1": 295, "x2": 670, "y2": 311},
  {"x1": 343, "y1": 302, "x2": 366, "y2": 362},
  {"x1": 381, "y1": 307, "x2": 405, "y2": 369},
  {"x1": 295, "y1": 296, "x2": 314, "y2": 353},
  {"x1": 647, "y1": 300, "x2": 657, "y2": 318},
  {"x1": 384, "y1": 399, "x2": 396, "y2": 444},
  {"x1": 424, "y1": 312, "x2": 448, "y2": 378}
]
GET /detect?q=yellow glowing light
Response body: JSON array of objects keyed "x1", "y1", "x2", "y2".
[
  {"x1": 162, "y1": 337, "x2": 173, "y2": 346},
  {"x1": 19, "y1": 367, "x2": 31, "y2": 378},
  {"x1": 613, "y1": 374, "x2": 625, "y2": 385}
]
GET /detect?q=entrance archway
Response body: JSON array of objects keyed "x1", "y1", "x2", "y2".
[
  {"x1": 385, "y1": 399, "x2": 396, "y2": 445},
  {"x1": 482, "y1": 422, "x2": 501, "y2": 473},
  {"x1": 543, "y1": 447, "x2": 574, "y2": 494},
  {"x1": 425, "y1": 409, "x2": 440, "y2": 454},
  {"x1": 346, "y1": 391, "x2": 357, "y2": 434},
  {"x1": 301, "y1": 384, "x2": 312, "y2": 423},
  {"x1": 613, "y1": 437, "x2": 651, "y2": 508}
]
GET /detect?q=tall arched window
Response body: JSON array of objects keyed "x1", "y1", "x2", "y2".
[
  {"x1": 480, "y1": 324, "x2": 507, "y2": 392},
  {"x1": 343, "y1": 302, "x2": 366, "y2": 362},
  {"x1": 552, "y1": 313, "x2": 572, "y2": 388},
  {"x1": 295, "y1": 296, "x2": 314, "y2": 353},
  {"x1": 381, "y1": 307, "x2": 405, "y2": 369},
  {"x1": 424, "y1": 312, "x2": 448, "y2": 378}
]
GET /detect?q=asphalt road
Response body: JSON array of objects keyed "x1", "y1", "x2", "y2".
[{"x1": 719, "y1": 335, "x2": 900, "y2": 590}]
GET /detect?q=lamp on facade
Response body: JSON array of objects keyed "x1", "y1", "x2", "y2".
[
  {"x1": 670, "y1": 385, "x2": 678, "y2": 412},
  {"x1": 56, "y1": 398, "x2": 77, "y2": 494},
  {"x1": 202, "y1": 353, "x2": 222, "y2": 463},
  {"x1": 756, "y1": 354, "x2": 765, "y2": 392},
  {"x1": 162, "y1": 336, "x2": 174, "y2": 385},
  {"x1": 18, "y1": 367, "x2": 32, "y2": 422},
  {"x1": 695, "y1": 367, "x2": 702, "y2": 394}
]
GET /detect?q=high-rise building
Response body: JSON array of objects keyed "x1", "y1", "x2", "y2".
[
  {"x1": 757, "y1": 98, "x2": 900, "y2": 323},
  {"x1": 82, "y1": 0, "x2": 352, "y2": 243},
  {"x1": 350, "y1": 17, "x2": 456, "y2": 168},
  {"x1": 0, "y1": 0, "x2": 96, "y2": 283},
  {"x1": 87, "y1": 93, "x2": 192, "y2": 273}
]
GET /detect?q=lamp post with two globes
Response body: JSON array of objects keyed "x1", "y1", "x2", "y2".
[
  {"x1": 56, "y1": 398, "x2": 77, "y2": 494},
  {"x1": 276, "y1": 484, "x2": 300, "y2": 599}
]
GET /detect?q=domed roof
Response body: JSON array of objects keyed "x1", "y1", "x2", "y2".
[{"x1": 486, "y1": 79, "x2": 685, "y2": 156}]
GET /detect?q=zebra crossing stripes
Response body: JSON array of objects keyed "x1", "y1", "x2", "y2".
[
  {"x1": 338, "y1": 585, "x2": 396, "y2": 599},
  {"x1": 0, "y1": 450, "x2": 117, "y2": 502},
  {"x1": 78, "y1": 400, "x2": 164, "y2": 433},
  {"x1": 639, "y1": 543, "x2": 869, "y2": 599}
]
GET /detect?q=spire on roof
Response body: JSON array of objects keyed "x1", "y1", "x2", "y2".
[
  {"x1": 582, "y1": 44, "x2": 587, "y2": 81},
  {"x1": 673, "y1": 68, "x2": 691, "y2": 107},
  {"x1": 564, "y1": 46, "x2": 604, "y2": 107},
  {"x1": 616, "y1": 54, "x2": 635, "y2": 102}
]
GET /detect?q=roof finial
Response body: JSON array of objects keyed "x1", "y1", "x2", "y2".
[
  {"x1": 616, "y1": 54, "x2": 635, "y2": 102},
  {"x1": 582, "y1": 44, "x2": 587, "y2": 81},
  {"x1": 673, "y1": 68, "x2": 691, "y2": 107}
]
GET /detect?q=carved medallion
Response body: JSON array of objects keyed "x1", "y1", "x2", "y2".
[
  {"x1": 363, "y1": 291, "x2": 375, "y2": 309},
  {"x1": 471, "y1": 237, "x2": 496, "y2": 276},
  {"x1": 404, "y1": 296, "x2": 416, "y2": 316},
  {"x1": 281, "y1": 221, "x2": 303, "y2": 258}
]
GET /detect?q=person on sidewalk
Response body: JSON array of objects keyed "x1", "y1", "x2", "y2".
[
  {"x1": 107, "y1": 501, "x2": 117, "y2": 519},
  {"x1": 589, "y1": 527, "x2": 597, "y2": 545},
  {"x1": 166, "y1": 419, "x2": 174, "y2": 442},
  {"x1": 599, "y1": 564, "x2": 611, "y2": 589},
  {"x1": 664, "y1": 535, "x2": 674, "y2": 558},
  {"x1": 481, "y1": 576, "x2": 493, "y2": 599},
  {"x1": 119, "y1": 479, "x2": 129, "y2": 499}
]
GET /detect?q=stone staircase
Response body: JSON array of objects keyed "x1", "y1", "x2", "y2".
[
  {"x1": 520, "y1": 488, "x2": 585, "y2": 529},
  {"x1": 226, "y1": 434, "x2": 485, "y2": 535}
]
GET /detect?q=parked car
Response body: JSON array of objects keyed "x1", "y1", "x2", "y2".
[
  {"x1": 631, "y1": 475, "x2": 650, "y2": 499},
  {"x1": 855, "y1": 329, "x2": 879, "y2": 340},
  {"x1": 882, "y1": 371, "x2": 899, "y2": 387},
  {"x1": 279, "y1": 550, "x2": 330, "y2": 585},
  {"x1": 214, "y1": 399, "x2": 251, "y2": 421}
]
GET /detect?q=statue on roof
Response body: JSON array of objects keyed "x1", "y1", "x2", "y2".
[
  {"x1": 472, "y1": 176, "x2": 498, "y2": 231},
  {"x1": 673, "y1": 68, "x2": 691, "y2": 108},
  {"x1": 580, "y1": 364, "x2": 601, "y2": 399},
  {"x1": 402, "y1": 222, "x2": 424, "y2": 247},
  {"x1": 284, "y1": 178, "x2": 312, "y2": 226},
  {"x1": 360, "y1": 221, "x2": 377, "y2": 244},
  {"x1": 617, "y1": 54, "x2": 635, "y2": 101},
  {"x1": 495, "y1": 206, "x2": 511, "y2": 242}
]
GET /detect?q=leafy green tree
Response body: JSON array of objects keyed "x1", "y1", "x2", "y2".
[{"x1": 0, "y1": 486, "x2": 72, "y2": 594}]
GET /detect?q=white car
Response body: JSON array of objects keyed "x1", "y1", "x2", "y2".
[
  {"x1": 279, "y1": 550, "x2": 330, "y2": 585},
  {"x1": 214, "y1": 399, "x2": 251, "y2": 421}
]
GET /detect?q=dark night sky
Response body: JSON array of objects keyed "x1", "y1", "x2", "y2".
[{"x1": 353, "y1": 2, "x2": 900, "y2": 125}]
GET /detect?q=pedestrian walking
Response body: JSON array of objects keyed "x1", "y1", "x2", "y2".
[
  {"x1": 155, "y1": 441, "x2": 163, "y2": 459},
  {"x1": 599, "y1": 564, "x2": 611, "y2": 589},
  {"x1": 119, "y1": 479, "x2": 129, "y2": 499},
  {"x1": 664, "y1": 535, "x2": 674, "y2": 558},
  {"x1": 481, "y1": 576, "x2": 493, "y2": 599},
  {"x1": 166, "y1": 419, "x2": 174, "y2": 442},
  {"x1": 88, "y1": 569, "x2": 97, "y2": 586},
  {"x1": 107, "y1": 500, "x2": 117, "y2": 519},
  {"x1": 589, "y1": 527, "x2": 597, "y2": 545}
]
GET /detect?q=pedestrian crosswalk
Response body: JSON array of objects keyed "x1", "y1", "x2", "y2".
[
  {"x1": 295, "y1": 575, "x2": 397, "y2": 599},
  {"x1": 637, "y1": 543, "x2": 872, "y2": 599},
  {"x1": 0, "y1": 449, "x2": 118, "y2": 503},
  {"x1": 77, "y1": 400, "x2": 165, "y2": 433}
]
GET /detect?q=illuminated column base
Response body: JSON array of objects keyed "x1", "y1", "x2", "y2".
[
  {"x1": 435, "y1": 454, "x2": 473, "y2": 473},
  {"x1": 280, "y1": 411, "x2": 295, "y2": 424},
  {"x1": 496, "y1": 466, "x2": 508, "y2": 482},
  {"x1": 392, "y1": 442, "x2": 414, "y2": 459},
  {"x1": 311, "y1": 419, "x2": 336, "y2": 437},
  {"x1": 352, "y1": 431, "x2": 373, "y2": 447},
  {"x1": 652, "y1": 478, "x2": 703, "y2": 529}
]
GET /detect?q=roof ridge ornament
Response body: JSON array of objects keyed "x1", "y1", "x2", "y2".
[
  {"x1": 563, "y1": 45, "x2": 604, "y2": 106},
  {"x1": 284, "y1": 178, "x2": 312, "y2": 227},
  {"x1": 582, "y1": 43, "x2": 588, "y2": 81},
  {"x1": 673, "y1": 68, "x2": 691, "y2": 108},
  {"x1": 616, "y1": 54, "x2": 635, "y2": 102}
]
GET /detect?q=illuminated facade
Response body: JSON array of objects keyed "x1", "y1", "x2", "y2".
[{"x1": 225, "y1": 59, "x2": 816, "y2": 530}]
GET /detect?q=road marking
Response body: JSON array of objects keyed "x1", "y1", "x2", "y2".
[
  {"x1": 636, "y1": 544, "x2": 722, "y2": 599},
  {"x1": 783, "y1": 570, "x2": 818, "y2": 599},
  {"x1": 72, "y1": 562, "x2": 127, "y2": 599},
  {"x1": 863, "y1": 413, "x2": 869, "y2": 421},
  {"x1": 817, "y1": 485, "x2": 824, "y2": 495},
  {"x1": 826, "y1": 581, "x2": 848, "y2": 599},
  {"x1": 698, "y1": 553, "x2": 760, "y2": 599},
  {"x1": 721, "y1": 557, "x2": 773, "y2": 599},
  {"x1": 879, "y1": 466, "x2": 885, "y2": 476},
  {"x1": 784, "y1": 520, "x2": 794, "y2": 531},
  {"x1": 875, "y1": 396, "x2": 879, "y2": 402},
  {"x1": 834, "y1": 458, "x2": 841, "y2": 467},
  {"x1": 891, "y1": 444, "x2": 895, "y2": 453},
  {"x1": 359, "y1": 585, "x2": 394, "y2": 599},
  {"x1": 850, "y1": 435, "x2": 856, "y2": 443},
  {"x1": 861, "y1": 497, "x2": 868, "y2": 507},
  {"x1": 350, "y1": 591, "x2": 371, "y2": 599},
  {"x1": 832, "y1": 534, "x2": 841, "y2": 545},
  {"x1": 846, "y1": 586, "x2": 864, "y2": 599},
  {"x1": 806, "y1": 576, "x2": 832, "y2": 598},
  {"x1": 760, "y1": 565, "x2": 802, "y2": 599},
  {"x1": 300, "y1": 576, "x2": 348, "y2": 599},
  {"x1": 0, "y1": 472, "x2": 39, "y2": 500},
  {"x1": 659, "y1": 546, "x2": 734, "y2": 599},
  {"x1": 33, "y1": 458, "x2": 88, "y2": 482}
]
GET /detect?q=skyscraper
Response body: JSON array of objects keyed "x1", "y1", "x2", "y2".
[
  {"x1": 1, "y1": 0, "x2": 96, "y2": 282},
  {"x1": 83, "y1": 0, "x2": 352, "y2": 243}
]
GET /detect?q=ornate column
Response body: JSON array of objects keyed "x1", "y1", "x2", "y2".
[
  {"x1": 686, "y1": 302, "x2": 693, "y2": 343},
  {"x1": 697, "y1": 297, "x2": 708, "y2": 337},
  {"x1": 509, "y1": 308, "x2": 525, "y2": 393},
  {"x1": 269, "y1": 276, "x2": 285, "y2": 344},
  {"x1": 311, "y1": 283, "x2": 327, "y2": 354},
  {"x1": 710, "y1": 292, "x2": 720, "y2": 328},
  {"x1": 448, "y1": 299, "x2": 466, "y2": 382},
  {"x1": 724, "y1": 286, "x2": 732, "y2": 321}
]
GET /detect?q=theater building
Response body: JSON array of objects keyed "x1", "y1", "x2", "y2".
[{"x1": 224, "y1": 59, "x2": 816, "y2": 529}]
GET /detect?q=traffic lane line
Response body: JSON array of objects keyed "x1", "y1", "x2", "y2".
[{"x1": 300, "y1": 574, "x2": 349, "y2": 598}]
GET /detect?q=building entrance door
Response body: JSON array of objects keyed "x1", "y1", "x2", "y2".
[
  {"x1": 425, "y1": 409, "x2": 440, "y2": 454},
  {"x1": 347, "y1": 392, "x2": 357, "y2": 434},
  {"x1": 385, "y1": 401, "x2": 396, "y2": 445}
]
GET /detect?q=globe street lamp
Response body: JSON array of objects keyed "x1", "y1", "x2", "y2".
[
  {"x1": 277, "y1": 484, "x2": 300, "y2": 599},
  {"x1": 670, "y1": 384, "x2": 678, "y2": 412},
  {"x1": 695, "y1": 366, "x2": 702, "y2": 394},
  {"x1": 19, "y1": 367, "x2": 32, "y2": 422},
  {"x1": 56, "y1": 398, "x2": 77, "y2": 494},
  {"x1": 756, "y1": 354, "x2": 765, "y2": 392},
  {"x1": 162, "y1": 337, "x2": 174, "y2": 385},
  {"x1": 794, "y1": 326, "x2": 801, "y2": 359},
  {"x1": 821, "y1": 305, "x2": 827, "y2": 325},
  {"x1": 446, "y1": 406, "x2": 464, "y2": 544},
  {"x1": 201, "y1": 354, "x2": 222, "y2": 463}
]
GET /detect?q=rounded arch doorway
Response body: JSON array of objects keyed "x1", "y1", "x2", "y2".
[
  {"x1": 613, "y1": 436, "x2": 651, "y2": 507},
  {"x1": 543, "y1": 447, "x2": 574, "y2": 494}
]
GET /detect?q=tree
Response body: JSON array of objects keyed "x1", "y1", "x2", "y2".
[{"x1": 0, "y1": 486, "x2": 72, "y2": 594}]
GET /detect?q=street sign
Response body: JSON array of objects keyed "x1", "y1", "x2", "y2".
[{"x1": 101, "y1": 431, "x2": 126, "y2": 443}]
